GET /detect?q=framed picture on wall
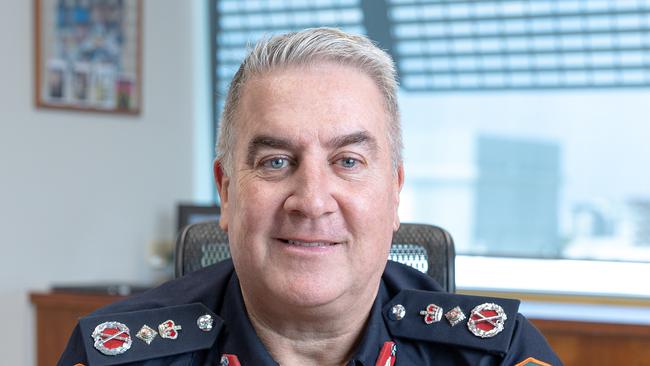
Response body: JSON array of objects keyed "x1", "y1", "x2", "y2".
[{"x1": 34, "y1": 0, "x2": 142, "y2": 114}]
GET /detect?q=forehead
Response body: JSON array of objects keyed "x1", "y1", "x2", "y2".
[{"x1": 234, "y1": 62, "x2": 389, "y2": 150}]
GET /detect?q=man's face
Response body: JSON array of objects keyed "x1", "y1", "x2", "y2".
[{"x1": 216, "y1": 62, "x2": 404, "y2": 308}]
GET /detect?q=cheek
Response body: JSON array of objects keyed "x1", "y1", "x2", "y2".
[
  {"x1": 345, "y1": 182, "x2": 397, "y2": 243},
  {"x1": 356, "y1": 177, "x2": 400, "y2": 246},
  {"x1": 229, "y1": 178, "x2": 284, "y2": 242},
  {"x1": 232, "y1": 175, "x2": 267, "y2": 216},
  {"x1": 353, "y1": 175, "x2": 399, "y2": 218}
]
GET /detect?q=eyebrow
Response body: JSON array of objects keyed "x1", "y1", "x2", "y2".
[
  {"x1": 246, "y1": 135, "x2": 294, "y2": 166},
  {"x1": 246, "y1": 131, "x2": 378, "y2": 166},
  {"x1": 326, "y1": 131, "x2": 377, "y2": 152}
]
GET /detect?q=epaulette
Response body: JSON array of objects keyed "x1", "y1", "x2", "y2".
[
  {"x1": 78, "y1": 303, "x2": 221, "y2": 365},
  {"x1": 383, "y1": 289, "x2": 520, "y2": 355}
]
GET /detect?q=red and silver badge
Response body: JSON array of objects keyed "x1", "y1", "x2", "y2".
[
  {"x1": 444, "y1": 306, "x2": 466, "y2": 327},
  {"x1": 158, "y1": 319, "x2": 182, "y2": 339},
  {"x1": 91, "y1": 321, "x2": 132, "y2": 355},
  {"x1": 374, "y1": 341, "x2": 397, "y2": 366},
  {"x1": 220, "y1": 354, "x2": 241, "y2": 366},
  {"x1": 135, "y1": 324, "x2": 157, "y2": 345},
  {"x1": 419, "y1": 304, "x2": 443, "y2": 324},
  {"x1": 467, "y1": 303, "x2": 507, "y2": 338}
]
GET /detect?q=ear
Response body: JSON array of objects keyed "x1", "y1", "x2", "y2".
[
  {"x1": 392, "y1": 164, "x2": 405, "y2": 232},
  {"x1": 214, "y1": 160, "x2": 230, "y2": 232}
]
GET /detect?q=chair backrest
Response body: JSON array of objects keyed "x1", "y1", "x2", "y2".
[{"x1": 175, "y1": 221, "x2": 455, "y2": 292}]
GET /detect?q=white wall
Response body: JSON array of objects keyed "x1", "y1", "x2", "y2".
[{"x1": 0, "y1": 1, "x2": 211, "y2": 364}]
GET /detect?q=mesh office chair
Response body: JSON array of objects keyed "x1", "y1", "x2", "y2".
[{"x1": 175, "y1": 222, "x2": 455, "y2": 292}]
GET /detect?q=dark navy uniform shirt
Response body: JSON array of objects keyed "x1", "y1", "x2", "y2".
[{"x1": 58, "y1": 260, "x2": 562, "y2": 365}]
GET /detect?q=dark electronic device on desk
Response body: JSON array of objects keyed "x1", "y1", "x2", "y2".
[
  {"x1": 51, "y1": 283, "x2": 150, "y2": 296},
  {"x1": 177, "y1": 203, "x2": 221, "y2": 231}
]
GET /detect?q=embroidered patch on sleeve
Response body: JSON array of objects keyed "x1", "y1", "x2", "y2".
[{"x1": 515, "y1": 357, "x2": 552, "y2": 366}]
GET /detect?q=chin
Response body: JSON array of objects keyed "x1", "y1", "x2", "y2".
[{"x1": 274, "y1": 272, "x2": 349, "y2": 308}]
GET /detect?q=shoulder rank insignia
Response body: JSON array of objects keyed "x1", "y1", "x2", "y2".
[
  {"x1": 79, "y1": 303, "x2": 221, "y2": 365},
  {"x1": 197, "y1": 314, "x2": 214, "y2": 331},
  {"x1": 444, "y1": 306, "x2": 466, "y2": 326},
  {"x1": 467, "y1": 303, "x2": 507, "y2": 338},
  {"x1": 419, "y1": 304, "x2": 443, "y2": 324},
  {"x1": 135, "y1": 325, "x2": 157, "y2": 345},
  {"x1": 515, "y1": 357, "x2": 552, "y2": 366},
  {"x1": 92, "y1": 321, "x2": 132, "y2": 355},
  {"x1": 383, "y1": 289, "x2": 520, "y2": 355},
  {"x1": 158, "y1": 319, "x2": 182, "y2": 339}
]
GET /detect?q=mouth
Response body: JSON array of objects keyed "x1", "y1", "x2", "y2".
[{"x1": 277, "y1": 238, "x2": 342, "y2": 247}]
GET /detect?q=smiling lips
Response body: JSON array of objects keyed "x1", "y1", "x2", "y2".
[{"x1": 279, "y1": 239, "x2": 341, "y2": 247}]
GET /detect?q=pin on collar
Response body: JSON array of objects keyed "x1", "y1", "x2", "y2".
[
  {"x1": 197, "y1": 314, "x2": 214, "y2": 332},
  {"x1": 419, "y1": 303, "x2": 443, "y2": 324},
  {"x1": 135, "y1": 324, "x2": 157, "y2": 345},
  {"x1": 158, "y1": 320, "x2": 182, "y2": 339},
  {"x1": 389, "y1": 304, "x2": 406, "y2": 321},
  {"x1": 221, "y1": 354, "x2": 241, "y2": 366},
  {"x1": 444, "y1": 306, "x2": 466, "y2": 327}
]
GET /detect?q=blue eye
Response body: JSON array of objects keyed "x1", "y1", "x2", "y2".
[
  {"x1": 265, "y1": 157, "x2": 288, "y2": 169},
  {"x1": 340, "y1": 158, "x2": 358, "y2": 168}
]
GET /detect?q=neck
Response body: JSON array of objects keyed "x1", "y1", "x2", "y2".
[{"x1": 241, "y1": 284, "x2": 379, "y2": 366}]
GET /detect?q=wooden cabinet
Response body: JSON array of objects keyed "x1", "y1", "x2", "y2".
[
  {"x1": 30, "y1": 292, "x2": 124, "y2": 366},
  {"x1": 530, "y1": 318, "x2": 650, "y2": 366}
]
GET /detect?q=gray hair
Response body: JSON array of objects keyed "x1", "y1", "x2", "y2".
[{"x1": 216, "y1": 27, "x2": 402, "y2": 175}]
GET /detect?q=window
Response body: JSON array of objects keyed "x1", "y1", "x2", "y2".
[
  {"x1": 211, "y1": 0, "x2": 366, "y2": 124},
  {"x1": 210, "y1": 0, "x2": 650, "y2": 296}
]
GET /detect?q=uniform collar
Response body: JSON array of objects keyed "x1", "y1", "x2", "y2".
[
  {"x1": 211, "y1": 272, "x2": 394, "y2": 365},
  {"x1": 216, "y1": 273, "x2": 279, "y2": 365},
  {"x1": 348, "y1": 281, "x2": 393, "y2": 365}
]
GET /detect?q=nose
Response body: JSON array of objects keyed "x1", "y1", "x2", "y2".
[{"x1": 283, "y1": 160, "x2": 338, "y2": 219}]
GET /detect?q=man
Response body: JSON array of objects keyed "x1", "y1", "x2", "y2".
[{"x1": 59, "y1": 28, "x2": 561, "y2": 365}]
